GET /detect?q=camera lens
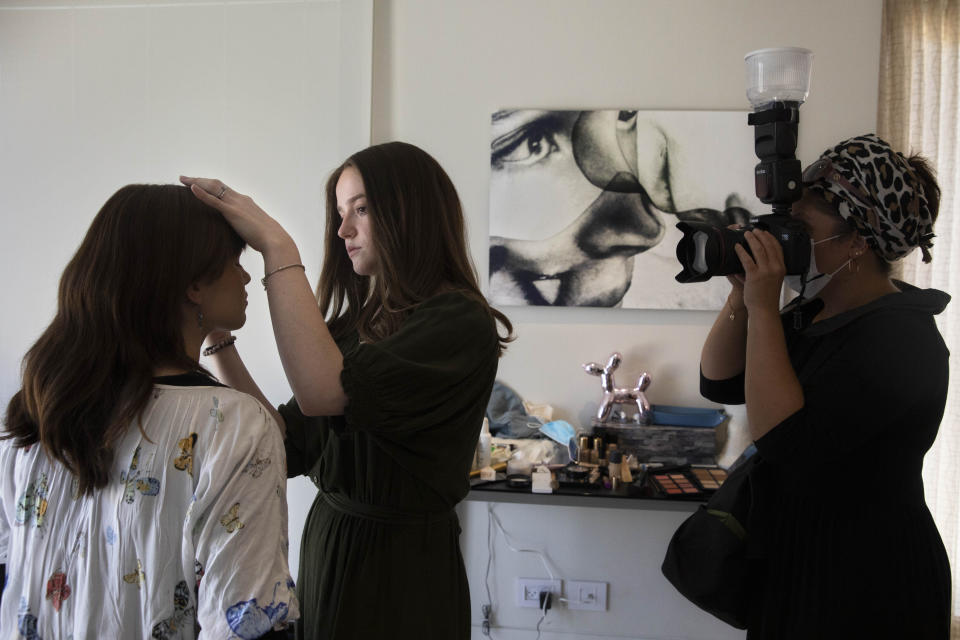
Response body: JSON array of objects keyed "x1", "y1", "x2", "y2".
[
  {"x1": 675, "y1": 215, "x2": 811, "y2": 282},
  {"x1": 675, "y1": 222, "x2": 750, "y2": 282}
]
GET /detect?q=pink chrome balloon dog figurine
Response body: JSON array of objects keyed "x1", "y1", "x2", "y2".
[{"x1": 583, "y1": 352, "x2": 652, "y2": 424}]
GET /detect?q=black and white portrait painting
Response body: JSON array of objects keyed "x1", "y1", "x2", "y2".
[{"x1": 488, "y1": 109, "x2": 765, "y2": 309}]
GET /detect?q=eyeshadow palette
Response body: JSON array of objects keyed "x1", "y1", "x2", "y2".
[
  {"x1": 650, "y1": 471, "x2": 702, "y2": 497},
  {"x1": 642, "y1": 464, "x2": 729, "y2": 499},
  {"x1": 690, "y1": 466, "x2": 728, "y2": 492}
]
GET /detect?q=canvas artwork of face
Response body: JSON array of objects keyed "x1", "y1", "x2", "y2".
[{"x1": 488, "y1": 109, "x2": 764, "y2": 309}]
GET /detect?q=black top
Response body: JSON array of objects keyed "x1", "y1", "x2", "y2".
[
  {"x1": 701, "y1": 282, "x2": 952, "y2": 638},
  {"x1": 279, "y1": 292, "x2": 499, "y2": 640},
  {"x1": 153, "y1": 371, "x2": 227, "y2": 387}
]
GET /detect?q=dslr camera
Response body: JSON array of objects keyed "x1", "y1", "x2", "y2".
[
  {"x1": 674, "y1": 213, "x2": 810, "y2": 283},
  {"x1": 674, "y1": 101, "x2": 809, "y2": 283},
  {"x1": 675, "y1": 48, "x2": 814, "y2": 284}
]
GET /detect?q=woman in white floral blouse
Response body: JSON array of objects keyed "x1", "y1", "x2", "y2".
[{"x1": 0, "y1": 184, "x2": 298, "y2": 639}]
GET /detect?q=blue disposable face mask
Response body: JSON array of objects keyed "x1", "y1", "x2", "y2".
[
  {"x1": 784, "y1": 234, "x2": 850, "y2": 298},
  {"x1": 539, "y1": 420, "x2": 577, "y2": 457}
]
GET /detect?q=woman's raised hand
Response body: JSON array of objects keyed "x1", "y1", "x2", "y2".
[
  {"x1": 734, "y1": 229, "x2": 785, "y2": 314},
  {"x1": 180, "y1": 176, "x2": 293, "y2": 255}
]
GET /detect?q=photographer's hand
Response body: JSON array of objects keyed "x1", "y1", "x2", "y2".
[
  {"x1": 735, "y1": 230, "x2": 803, "y2": 440},
  {"x1": 735, "y1": 230, "x2": 785, "y2": 313},
  {"x1": 724, "y1": 224, "x2": 748, "y2": 312}
]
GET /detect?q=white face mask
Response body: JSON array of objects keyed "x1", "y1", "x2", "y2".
[{"x1": 785, "y1": 235, "x2": 850, "y2": 299}]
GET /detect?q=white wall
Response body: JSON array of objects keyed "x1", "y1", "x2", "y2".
[
  {"x1": 370, "y1": 0, "x2": 882, "y2": 637},
  {"x1": 0, "y1": 0, "x2": 372, "y2": 582}
]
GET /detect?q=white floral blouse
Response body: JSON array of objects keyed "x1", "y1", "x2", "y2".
[{"x1": 0, "y1": 374, "x2": 299, "y2": 639}]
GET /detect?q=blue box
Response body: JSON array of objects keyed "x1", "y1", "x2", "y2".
[{"x1": 649, "y1": 405, "x2": 726, "y2": 428}]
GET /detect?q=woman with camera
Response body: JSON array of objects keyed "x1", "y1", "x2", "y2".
[{"x1": 700, "y1": 134, "x2": 951, "y2": 638}]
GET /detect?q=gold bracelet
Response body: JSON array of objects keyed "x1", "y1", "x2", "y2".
[
  {"x1": 726, "y1": 301, "x2": 745, "y2": 321},
  {"x1": 261, "y1": 263, "x2": 305, "y2": 289}
]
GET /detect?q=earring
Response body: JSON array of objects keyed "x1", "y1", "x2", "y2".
[{"x1": 197, "y1": 307, "x2": 204, "y2": 329}]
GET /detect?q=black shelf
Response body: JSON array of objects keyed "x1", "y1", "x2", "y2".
[{"x1": 466, "y1": 478, "x2": 703, "y2": 512}]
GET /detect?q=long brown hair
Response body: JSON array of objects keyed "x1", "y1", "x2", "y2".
[
  {"x1": 318, "y1": 141, "x2": 513, "y2": 352},
  {"x1": 3, "y1": 185, "x2": 245, "y2": 495}
]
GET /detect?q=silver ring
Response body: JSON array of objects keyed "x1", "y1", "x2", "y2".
[{"x1": 216, "y1": 186, "x2": 227, "y2": 199}]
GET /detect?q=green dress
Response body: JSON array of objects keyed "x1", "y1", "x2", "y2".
[{"x1": 280, "y1": 292, "x2": 499, "y2": 640}]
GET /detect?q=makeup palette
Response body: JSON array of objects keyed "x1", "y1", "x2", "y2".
[
  {"x1": 690, "y1": 466, "x2": 728, "y2": 492},
  {"x1": 644, "y1": 465, "x2": 728, "y2": 499},
  {"x1": 650, "y1": 471, "x2": 702, "y2": 497}
]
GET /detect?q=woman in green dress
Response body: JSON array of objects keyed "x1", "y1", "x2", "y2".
[{"x1": 180, "y1": 141, "x2": 513, "y2": 639}]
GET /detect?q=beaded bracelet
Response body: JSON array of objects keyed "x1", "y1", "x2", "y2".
[
  {"x1": 261, "y1": 263, "x2": 305, "y2": 289},
  {"x1": 202, "y1": 336, "x2": 237, "y2": 357}
]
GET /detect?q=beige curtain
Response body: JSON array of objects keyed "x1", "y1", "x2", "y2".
[{"x1": 879, "y1": 0, "x2": 960, "y2": 635}]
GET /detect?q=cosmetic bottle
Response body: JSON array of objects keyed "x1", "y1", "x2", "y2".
[
  {"x1": 608, "y1": 450, "x2": 622, "y2": 483},
  {"x1": 578, "y1": 435, "x2": 591, "y2": 465},
  {"x1": 476, "y1": 418, "x2": 492, "y2": 469},
  {"x1": 606, "y1": 442, "x2": 618, "y2": 461},
  {"x1": 594, "y1": 436, "x2": 605, "y2": 466}
]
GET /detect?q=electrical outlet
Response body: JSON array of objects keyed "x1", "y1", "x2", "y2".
[
  {"x1": 515, "y1": 578, "x2": 562, "y2": 608},
  {"x1": 566, "y1": 580, "x2": 608, "y2": 611}
]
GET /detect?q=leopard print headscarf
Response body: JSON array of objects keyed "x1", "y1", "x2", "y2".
[{"x1": 803, "y1": 133, "x2": 935, "y2": 263}]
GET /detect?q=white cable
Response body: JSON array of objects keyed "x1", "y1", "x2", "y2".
[
  {"x1": 482, "y1": 504, "x2": 494, "y2": 636},
  {"x1": 488, "y1": 505, "x2": 558, "y2": 580},
  {"x1": 484, "y1": 503, "x2": 564, "y2": 638},
  {"x1": 485, "y1": 504, "x2": 494, "y2": 603},
  {"x1": 535, "y1": 600, "x2": 548, "y2": 640}
]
